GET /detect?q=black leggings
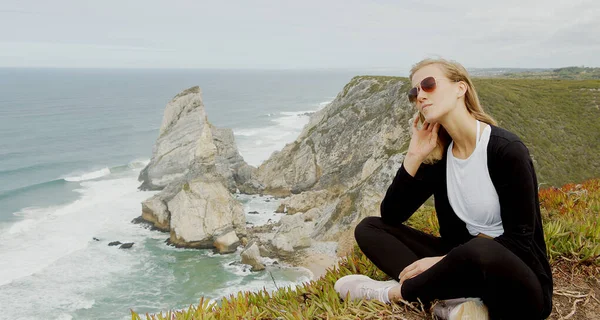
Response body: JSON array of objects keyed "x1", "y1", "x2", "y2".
[{"x1": 355, "y1": 217, "x2": 545, "y2": 319}]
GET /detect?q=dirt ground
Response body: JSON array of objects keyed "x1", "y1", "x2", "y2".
[{"x1": 547, "y1": 259, "x2": 600, "y2": 320}]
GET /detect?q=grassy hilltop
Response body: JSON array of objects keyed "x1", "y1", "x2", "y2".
[
  {"x1": 474, "y1": 77, "x2": 600, "y2": 187},
  {"x1": 501, "y1": 67, "x2": 600, "y2": 80}
]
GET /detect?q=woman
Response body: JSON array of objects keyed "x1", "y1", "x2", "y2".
[{"x1": 334, "y1": 58, "x2": 553, "y2": 319}]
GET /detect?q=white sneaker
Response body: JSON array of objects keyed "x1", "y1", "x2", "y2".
[
  {"x1": 334, "y1": 274, "x2": 398, "y2": 303},
  {"x1": 432, "y1": 298, "x2": 489, "y2": 320}
]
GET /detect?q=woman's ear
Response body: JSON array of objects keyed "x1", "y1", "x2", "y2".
[{"x1": 457, "y1": 81, "x2": 467, "y2": 98}]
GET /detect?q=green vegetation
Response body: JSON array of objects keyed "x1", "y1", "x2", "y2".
[
  {"x1": 341, "y1": 75, "x2": 401, "y2": 98},
  {"x1": 132, "y1": 179, "x2": 599, "y2": 319},
  {"x1": 540, "y1": 179, "x2": 600, "y2": 263},
  {"x1": 498, "y1": 67, "x2": 600, "y2": 80},
  {"x1": 473, "y1": 78, "x2": 600, "y2": 187}
]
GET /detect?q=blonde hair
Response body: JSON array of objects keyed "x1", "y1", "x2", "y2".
[{"x1": 409, "y1": 58, "x2": 497, "y2": 164}]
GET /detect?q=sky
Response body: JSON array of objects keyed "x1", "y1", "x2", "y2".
[{"x1": 0, "y1": 0, "x2": 599, "y2": 69}]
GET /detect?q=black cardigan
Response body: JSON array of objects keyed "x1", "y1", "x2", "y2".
[{"x1": 380, "y1": 124, "x2": 553, "y2": 318}]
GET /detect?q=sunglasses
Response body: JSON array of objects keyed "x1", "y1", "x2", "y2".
[{"x1": 408, "y1": 76, "x2": 455, "y2": 103}]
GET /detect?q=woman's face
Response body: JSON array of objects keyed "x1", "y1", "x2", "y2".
[{"x1": 411, "y1": 64, "x2": 462, "y2": 124}]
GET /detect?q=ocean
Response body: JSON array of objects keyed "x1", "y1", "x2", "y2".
[{"x1": 0, "y1": 68, "x2": 368, "y2": 319}]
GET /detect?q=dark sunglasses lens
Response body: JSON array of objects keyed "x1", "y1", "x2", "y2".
[
  {"x1": 408, "y1": 87, "x2": 418, "y2": 102},
  {"x1": 421, "y1": 76, "x2": 436, "y2": 92}
]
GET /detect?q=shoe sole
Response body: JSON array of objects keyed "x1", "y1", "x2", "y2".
[{"x1": 450, "y1": 300, "x2": 489, "y2": 320}]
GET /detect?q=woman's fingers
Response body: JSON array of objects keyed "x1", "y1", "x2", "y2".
[
  {"x1": 399, "y1": 263, "x2": 422, "y2": 284},
  {"x1": 399, "y1": 262, "x2": 417, "y2": 281},
  {"x1": 411, "y1": 115, "x2": 419, "y2": 134},
  {"x1": 402, "y1": 268, "x2": 421, "y2": 283}
]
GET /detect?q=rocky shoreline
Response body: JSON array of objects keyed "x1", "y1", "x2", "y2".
[
  {"x1": 133, "y1": 192, "x2": 339, "y2": 280},
  {"x1": 133, "y1": 77, "x2": 413, "y2": 280}
]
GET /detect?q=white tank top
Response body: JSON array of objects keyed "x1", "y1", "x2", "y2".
[{"x1": 446, "y1": 120, "x2": 504, "y2": 238}]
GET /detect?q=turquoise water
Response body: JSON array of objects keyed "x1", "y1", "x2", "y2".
[{"x1": 0, "y1": 68, "x2": 359, "y2": 319}]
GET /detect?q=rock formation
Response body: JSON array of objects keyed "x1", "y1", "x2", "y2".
[
  {"x1": 241, "y1": 242, "x2": 265, "y2": 271},
  {"x1": 138, "y1": 86, "x2": 258, "y2": 193},
  {"x1": 137, "y1": 86, "x2": 252, "y2": 250}
]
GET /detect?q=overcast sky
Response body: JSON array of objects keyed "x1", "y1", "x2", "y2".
[{"x1": 1, "y1": 0, "x2": 599, "y2": 69}]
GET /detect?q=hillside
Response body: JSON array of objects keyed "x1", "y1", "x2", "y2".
[
  {"x1": 473, "y1": 77, "x2": 600, "y2": 186},
  {"x1": 498, "y1": 67, "x2": 600, "y2": 80}
]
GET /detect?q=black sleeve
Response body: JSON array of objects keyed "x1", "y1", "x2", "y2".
[
  {"x1": 493, "y1": 141, "x2": 537, "y2": 257},
  {"x1": 380, "y1": 162, "x2": 435, "y2": 226}
]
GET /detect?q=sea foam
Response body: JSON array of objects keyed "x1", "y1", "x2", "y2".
[
  {"x1": 233, "y1": 100, "x2": 332, "y2": 167},
  {"x1": 64, "y1": 167, "x2": 111, "y2": 182}
]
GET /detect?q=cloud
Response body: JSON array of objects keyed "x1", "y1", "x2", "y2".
[{"x1": 0, "y1": 0, "x2": 598, "y2": 68}]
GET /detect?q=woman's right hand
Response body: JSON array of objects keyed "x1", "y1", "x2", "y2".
[{"x1": 407, "y1": 115, "x2": 440, "y2": 162}]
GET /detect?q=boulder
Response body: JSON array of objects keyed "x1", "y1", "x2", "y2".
[
  {"x1": 167, "y1": 177, "x2": 246, "y2": 249},
  {"x1": 241, "y1": 242, "x2": 265, "y2": 271},
  {"x1": 276, "y1": 190, "x2": 331, "y2": 215},
  {"x1": 119, "y1": 243, "x2": 134, "y2": 249},
  {"x1": 140, "y1": 194, "x2": 171, "y2": 232},
  {"x1": 213, "y1": 230, "x2": 240, "y2": 254}
]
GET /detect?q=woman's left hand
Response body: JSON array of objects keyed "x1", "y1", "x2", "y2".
[{"x1": 399, "y1": 255, "x2": 445, "y2": 284}]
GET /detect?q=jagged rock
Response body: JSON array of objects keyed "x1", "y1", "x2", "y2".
[
  {"x1": 274, "y1": 214, "x2": 312, "y2": 249},
  {"x1": 139, "y1": 194, "x2": 171, "y2": 232},
  {"x1": 312, "y1": 154, "x2": 405, "y2": 244},
  {"x1": 241, "y1": 242, "x2": 265, "y2": 271},
  {"x1": 119, "y1": 243, "x2": 134, "y2": 249},
  {"x1": 257, "y1": 77, "x2": 410, "y2": 198},
  {"x1": 271, "y1": 234, "x2": 294, "y2": 257},
  {"x1": 256, "y1": 77, "x2": 413, "y2": 242},
  {"x1": 108, "y1": 241, "x2": 122, "y2": 246},
  {"x1": 259, "y1": 244, "x2": 275, "y2": 258},
  {"x1": 277, "y1": 190, "x2": 331, "y2": 215},
  {"x1": 213, "y1": 230, "x2": 240, "y2": 254},
  {"x1": 275, "y1": 203, "x2": 287, "y2": 213},
  {"x1": 138, "y1": 86, "x2": 257, "y2": 193},
  {"x1": 303, "y1": 208, "x2": 322, "y2": 222},
  {"x1": 167, "y1": 177, "x2": 246, "y2": 249}
]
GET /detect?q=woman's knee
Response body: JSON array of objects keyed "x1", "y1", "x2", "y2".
[
  {"x1": 354, "y1": 216, "x2": 382, "y2": 244},
  {"x1": 452, "y1": 237, "x2": 503, "y2": 268}
]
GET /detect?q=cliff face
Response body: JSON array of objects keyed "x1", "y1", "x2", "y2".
[
  {"x1": 256, "y1": 76, "x2": 413, "y2": 195},
  {"x1": 256, "y1": 76, "x2": 416, "y2": 252}
]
